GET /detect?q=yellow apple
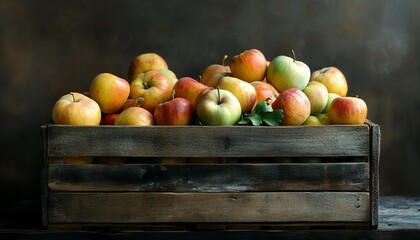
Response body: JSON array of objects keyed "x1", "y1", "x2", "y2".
[{"x1": 52, "y1": 92, "x2": 101, "y2": 125}]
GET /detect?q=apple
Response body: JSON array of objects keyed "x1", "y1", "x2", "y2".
[
  {"x1": 52, "y1": 92, "x2": 101, "y2": 125},
  {"x1": 114, "y1": 107, "x2": 154, "y2": 126},
  {"x1": 154, "y1": 90, "x2": 194, "y2": 125},
  {"x1": 196, "y1": 88, "x2": 242, "y2": 125},
  {"x1": 322, "y1": 92, "x2": 341, "y2": 113},
  {"x1": 118, "y1": 97, "x2": 143, "y2": 112},
  {"x1": 203, "y1": 71, "x2": 232, "y2": 88},
  {"x1": 155, "y1": 69, "x2": 178, "y2": 88},
  {"x1": 200, "y1": 55, "x2": 230, "y2": 86},
  {"x1": 218, "y1": 76, "x2": 257, "y2": 113},
  {"x1": 250, "y1": 81, "x2": 279, "y2": 109},
  {"x1": 303, "y1": 81, "x2": 329, "y2": 115},
  {"x1": 127, "y1": 53, "x2": 168, "y2": 81},
  {"x1": 329, "y1": 97, "x2": 368, "y2": 124},
  {"x1": 229, "y1": 49, "x2": 267, "y2": 82},
  {"x1": 310, "y1": 67, "x2": 348, "y2": 97},
  {"x1": 266, "y1": 50, "x2": 311, "y2": 92},
  {"x1": 172, "y1": 77, "x2": 213, "y2": 110},
  {"x1": 89, "y1": 73, "x2": 130, "y2": 114},
  {"x1": 302, "y1": 115, "x2": 322, "y2": 126},
  {"x1": 316, "y1": 113, "x2": 331, "y2": 125},
  {"x1": 100, "y1": 113, "x2": 119, "y2": 125},
  {"x1": 129, "y1": 70, "x2": 173, "y2": 113},
  {"x1": 271, "y1": 88, "x2": 311, "y2": 125}
]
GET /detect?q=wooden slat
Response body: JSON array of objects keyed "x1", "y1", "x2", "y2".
[
  {"x1": 48, "y1": 192, "x2": 370, "y2": 224},
  {"x1": 45, "y1": 124, "x2": 370, "y2": 158},
  {"x1": 367, "y1": 120, "x2": 381, "y2": 229},
  {"x1": 48, "y1": 163, "x2": 370, "y2": 192}
]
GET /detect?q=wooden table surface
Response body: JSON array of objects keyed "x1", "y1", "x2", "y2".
[{"x1": 1, "y1": 196, "x2": 419, "y2": 240}]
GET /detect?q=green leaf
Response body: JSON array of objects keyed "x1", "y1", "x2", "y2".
[
  {"x1": 261, "y1": 109, "x2": 284, "y2": 126},
  {"x1": 237, "y1": 101, "x2": 283, "y2": 126},
  {"x1": 253, "y1": 100, "x2": 273, "y2": 114}
]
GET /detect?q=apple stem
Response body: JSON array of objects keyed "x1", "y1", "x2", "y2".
[
  {"x1": 135, "y1": 97, "x2": 144, "y2": 107},
  {"x1": 70, "y1": 92, "x2": 75, "y2": 102},
  {"x1": 216, "y1": 86, "x2": 221, "y2": 104},
  {"x1": 222, "y1": 55, "x2": 228, "y2": 66},
  {"x1": 291, "y1": 50, "x2": 296, "y2": 62},
  {"x1": 143, "y1": 82, "x2": 148, "y2": 89},
  {"x1": 171, "y1": 89, "x2": 176, "y2": 100}
]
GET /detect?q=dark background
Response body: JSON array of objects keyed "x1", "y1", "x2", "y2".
[{"x1": 0, "y1": 0, "x2": 419, "y2": 227}]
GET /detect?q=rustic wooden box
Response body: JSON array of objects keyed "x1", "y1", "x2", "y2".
[{"x1": 41, "y1": 121, "x2": 380, "y2": 230}]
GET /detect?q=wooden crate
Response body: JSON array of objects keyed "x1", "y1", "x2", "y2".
[{"x1": 40, "y1": 121, "x2": 380, "y2": 230}]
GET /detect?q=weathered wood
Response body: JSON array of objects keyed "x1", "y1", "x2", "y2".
[
  {"x1": 40, "y1": 125, "x2": 48, "y2": 227},
  {"x1": 48, "y1": 163, "x2": 370, "y2": 192},
  {"x1": 45, "y1": 124, "x2": 370, "y2": 158},
  {"x1": 48, "y1": 192, "x2": 370, "y2": 224},
  {"x1": 367, "y1": 120, "x2": 381, "y2": 229}
]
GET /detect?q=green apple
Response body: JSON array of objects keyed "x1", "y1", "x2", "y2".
[
  {"x1": 266, "y1": 50, "x2": 311, "y2": 92},
  {"x1": 89, "y1": 73, "x2": 130, "y2": 114},
  {"x1": 218, "y1": 76, "x2": 257, "y2": 113},
  {"x1": 196, "y1": 88, "x2": 242, "y2": 125},
  {"x1": 302, "y1": 115, "x2": 322, "y2": 126},
  {"x1": 303, "y1": 81, "x2": 329, "y2": 115},
  {"x1": 52, "y1": 92, "x2": 101, "y2": 125}
]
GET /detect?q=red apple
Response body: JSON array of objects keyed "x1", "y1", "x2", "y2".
[
  {"x1": 218, "y1": 76, "x2": 257, "y2": 113},
  {"x1": 310, "y1": 67, "x2": 348, "y2": 97},
  {"x1": 229, "y1": 49, "x2": 267, "y2": 82},
  {"x1": 200, "y1": 55, "x2": 230, "y2": 86},
  {"x1": 196, "y1": 88, "x2": 242, "y2": 125},
  {"x1": 250, "y1": 81, "x2": 279, "y2": 109},
  {"x1": 267, "y1": 50, "x2": 311, "y2": 92},
  {"x1": 89, "y1": 73, "x2": 130, "y2": 114},
  {"x1": 172, "y1": 77, "x2": 213, "y2": 110},
  {"x1": 154, "y1": 91, "x2": 194, "y2": 125},
  {"x1": 322, "y1": 93, "x2": 341, "y2": 113},
  {"x1": 127, "y1": 53, "x2": 168, "y2": 81},
  {"x1": 271, "y1": 88, "x2": 311, "y2": 125},
  {"x1": 303, "y1": 81, "x2": 329, "y2": 115},
  {"x1": 114, "y1": 107, "x2": 154, "y2": 126},
  {"x1": 52, "y1": 92, "x2": 101, "y2": 125},
  {"x1": 100, "y1": 113, "x2": 119, "y2": 125},
  {"x1": 129, "y1": 70, "x2": 173, "y2": 113},
  {"x1": 329, "y1": 97, "x2": 368, "y2": 124}
]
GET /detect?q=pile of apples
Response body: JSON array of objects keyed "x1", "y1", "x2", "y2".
[{"x1": 51, "y1": 49, "x2": 368, "y2": 126}]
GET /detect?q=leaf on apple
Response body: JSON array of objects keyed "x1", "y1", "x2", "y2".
[{"x1": 238, "y1": 101, "x2": 283, "y2": 126}]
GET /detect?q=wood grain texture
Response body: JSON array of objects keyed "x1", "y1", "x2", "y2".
[
  {"x1": 48, "y1": 163, "x2": 370, "y2": 192},
  {"x1": 48, "y1": 192, "x2": 370, "y2": 224},
  {"x1": 45, "y1": 124, "x2": 370, "y2": 158},
  {"x1": 367, "y1": 121, "x2": 381, "y2": 229}
]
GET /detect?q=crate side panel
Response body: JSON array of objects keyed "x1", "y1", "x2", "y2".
[
  {"x1": 47, "y1": 125, "x2": 370, "y2": 158},
  {"x1": 48, "y1": 163, "x2": 370, "y2": 192},
  {"x1": 48, "y1": 192, "x2": 370, "y2": 224}
]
